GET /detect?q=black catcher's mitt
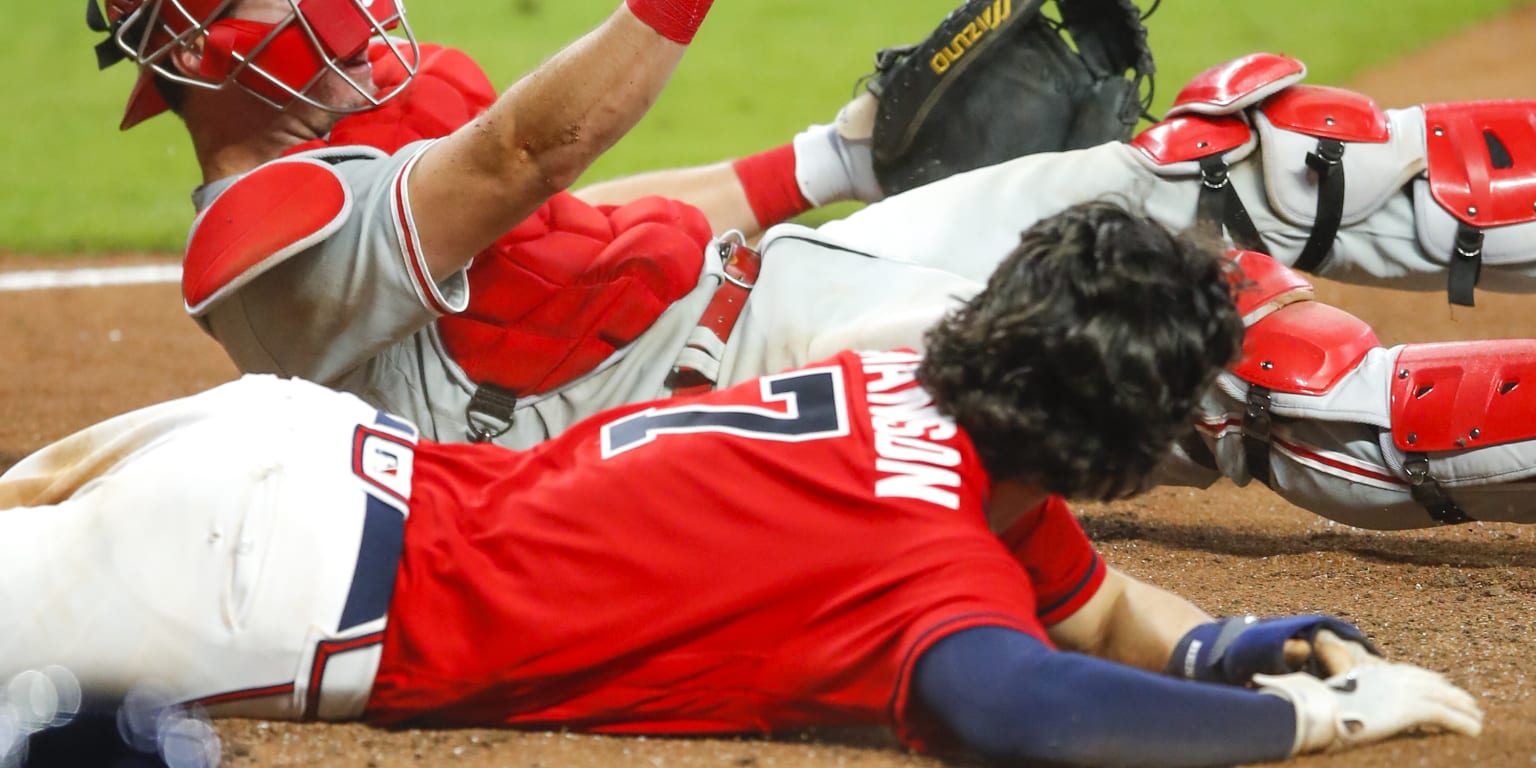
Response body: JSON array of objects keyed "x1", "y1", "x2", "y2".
[{"x1": 868, "y1": 0, "x2": 1156, "y2": 196}]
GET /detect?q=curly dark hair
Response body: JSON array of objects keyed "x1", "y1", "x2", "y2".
[{"x1": 917, "y1": 201, "x2": 1244, "y2": 501}]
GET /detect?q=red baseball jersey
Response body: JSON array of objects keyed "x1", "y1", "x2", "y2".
[{"x1": 367, "y1": 349, "x2": 1105, "y2": 747}]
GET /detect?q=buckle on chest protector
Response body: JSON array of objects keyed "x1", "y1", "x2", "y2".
[{"x1": 466, "y1": 383, "x2": 518, "y2": 443}]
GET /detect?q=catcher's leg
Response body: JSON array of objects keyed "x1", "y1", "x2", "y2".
[
  {"x1": 1130, "y1": 53, "x2": 1536, "y2": 305},
  {"x1": 715, "y1": 226, "x2": 982, "y2": 386},
  {"x1": 816, "y1": 141, "x2": 1186, "y2": 283},
  {"x1": 1161, "y1": 252, "x2": 1536, "y2": 529}
]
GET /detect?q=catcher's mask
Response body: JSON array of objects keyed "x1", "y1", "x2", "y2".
[{"x1": 87, "y1": 0, "x2": 419, "y2": 130}]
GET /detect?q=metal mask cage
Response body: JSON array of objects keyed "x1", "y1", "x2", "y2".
[{"x1": 110, "y1": 0, "x2": 419, "y2": 114}]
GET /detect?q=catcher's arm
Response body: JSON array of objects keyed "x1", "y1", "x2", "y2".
[
  {"x1": 573, "y1": 163, "x2": 761, "y2": 240},
  {"x1": 409, "y1": 0, "x2": 712, "y2": 282}
]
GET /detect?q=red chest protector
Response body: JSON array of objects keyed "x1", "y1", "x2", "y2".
[{"x1": 286, "y1": 43, "x2": 708, "y2": 396}]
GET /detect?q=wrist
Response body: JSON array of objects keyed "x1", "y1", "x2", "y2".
[
  {"x1": 732, "y1": 144, "x2": 812, "y2": 229},
  {"x1": 625, "y1": 0, "x2": 716, "y2": 44},
  {"x1": 1166, "y1": 615, "x2": 1259, "y2": 683},
  {"x1": 1254, "y1": 672, "x2": 1339, "y2": 755},
  {"x1": 1169, "y1": 614, "x2": 1370, "y2": 685}
]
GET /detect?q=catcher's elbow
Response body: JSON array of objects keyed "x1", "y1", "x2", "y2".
[
  {"x1": 465, "y1": 118, "x2": 591, "y2": 196},
  {"x1": 524, "y1": 121, "x2": 598, "y2": 192}
]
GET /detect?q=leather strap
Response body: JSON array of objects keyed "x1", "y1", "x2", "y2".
[
  {"x1": 1403, "y1": 454, "x2": 1474, "y2": 525},
  {"x1": 1448, "y1": 221, "x2": 1484, "y2": 307},
  {"x1": 465, "y1": 382, "x2": 519, "y2": 443},
  {"x1": 1291, "y1": 138, "x2": 1346, "y2": 273},
  {"x1": 1198, "y1": 155, "x2": 1267, "y2": 253},
  {"x1": 1242, "y1": 384, "x2": 1275, "y2": 486},
  {"x1": 669, "y1": 240, "x2": 763, "y2": 397}
]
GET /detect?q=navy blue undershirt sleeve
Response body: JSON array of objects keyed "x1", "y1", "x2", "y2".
[{"x1": 912, "y1": 626, "x2": 1298, "y2": 767}]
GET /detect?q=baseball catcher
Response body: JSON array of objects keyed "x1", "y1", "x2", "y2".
[{"x1": 85, "y1": 0, "x2": 1155, "y2": 445}]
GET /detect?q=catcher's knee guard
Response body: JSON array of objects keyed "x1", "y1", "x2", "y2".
[
  {"x1": 1179, "y1": 252, "x2": 1536, "y2": 529},
  {"x1": 1416, "y1": 101, "x2": 1536, "y2": 304},
  {"x1": 1130, "y1": 53, "x2": 1536, "y2": 305}
]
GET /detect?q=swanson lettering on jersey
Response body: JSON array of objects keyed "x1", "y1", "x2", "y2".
[{"x1": 860, "y1": 350, "x2": 963, "y2": 510}]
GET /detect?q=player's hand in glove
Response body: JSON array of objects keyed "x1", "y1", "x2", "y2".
[
  {"x1": 865, "y1": 0, "x2": 1156, "y2": 197},
  {"x1": 1255, "y1": 663, "x2": 1484, "y2": 754},
  {"x1": 794, "y1": 0, "x2": 1156, "y2": 206},
  {"x1": 1167, "y1": 614, "x2": 1381, "y2": 685}
]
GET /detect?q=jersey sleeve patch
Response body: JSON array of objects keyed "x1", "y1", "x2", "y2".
[{"x1": 183, "y1": 159, "x2": 351, "y2": 316}]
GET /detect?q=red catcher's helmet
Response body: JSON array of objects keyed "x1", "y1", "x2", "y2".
[{"x1": 87, "y1": 0, "x2": 419, "y2": 130}]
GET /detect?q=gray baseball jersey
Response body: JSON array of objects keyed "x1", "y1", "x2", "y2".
[{"x1": 187, "y1": 142, "x2": 981, "y2": 452}]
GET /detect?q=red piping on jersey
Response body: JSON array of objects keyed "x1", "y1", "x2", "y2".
[
  {"x1": 303, "y1": 632, "x2": 387, "y2": 721},
  {"x1": 1271, "y1": 437, "x2": 1404, "y2": 487},
  {"x1": 1035, "y1": 552, "x2": 1105, "y2": 623},
  {"x1": 1194, "y1": 419, "x2": 1404, "y2": 486},
  {"x1": 188, "y1": 681, "x2": 297, "y2": 708},
  {"x1": 392, "y1": 155, "x2": 453, "y2": 316}
]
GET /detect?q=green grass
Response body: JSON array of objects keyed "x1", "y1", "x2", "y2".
[{"x1": 3, "y1": 0, "x2": 1527, "y2": 253}]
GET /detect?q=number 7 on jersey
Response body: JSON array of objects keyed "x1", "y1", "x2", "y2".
[{"x1": 600, "y1": 367, "x2": 851, "y2": 458}]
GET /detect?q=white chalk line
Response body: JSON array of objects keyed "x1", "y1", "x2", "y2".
[{"x1": 0, "y1": 264, "x2": 182, "y2": 292}]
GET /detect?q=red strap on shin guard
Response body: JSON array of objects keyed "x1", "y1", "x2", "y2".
[
  {"x1": 732, "y1": 144, "x2": 813, "y2": 229},
  {"x1": 625, "y1": 0, "x2": 715, "y2": 44}
]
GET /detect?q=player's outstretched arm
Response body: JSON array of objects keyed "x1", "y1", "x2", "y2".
[
  {"x1": 408, "y1": 0, "x2": 713, "y2": 282},
  {"x1": 1047, "y1": 567, "x2": 1382, "y2": 682},
  {"x1": 912, "y1": 626, "x2": 1482, "y2": 767},
  {"x1": 1046, "y1": 565, "x2": 1213, "y2": 673}
]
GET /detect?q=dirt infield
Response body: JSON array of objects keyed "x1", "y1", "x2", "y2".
[{"x1": 5, "y1": 10, "x2": 1536, "y2": 767}]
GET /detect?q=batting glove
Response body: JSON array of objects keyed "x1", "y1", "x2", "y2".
[{"x1": 1255, "y1": 663, "x2": 1483, "y2": 755}]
